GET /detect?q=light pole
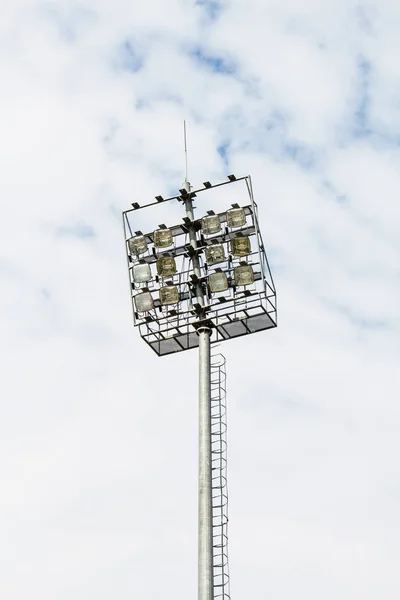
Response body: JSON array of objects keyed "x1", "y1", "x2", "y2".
[
  {"x1": 184, "y1": 176, "x2": 213, "y2": 600},
  {"x1": 123, "y1": 173, "x2": 276, "y2": 599}
]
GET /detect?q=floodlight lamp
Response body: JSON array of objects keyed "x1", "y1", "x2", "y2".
[
  {"x1": 153, "y1": 228, "x2": 173, "y2": 248},
  {"x1": 226, "y1": 207, "x2": 246, "y2": 228},
  {"x1": 231, "y1": 236, "x2": 251, "y2": 256},
  {"x1": 128, "y1": 235, "x2": 148, "y2": 256},
  {"x1": 132, "y1": 263, "x2": 152, "y2": 283},
  {"x1": 209, "y1": 272, "x2": 229, "y2": 293},
  {"x1": 160, "y1": 285, "x2": 179, "y2": 306},
  {"x1": 135, "y1": 291, "x2": 154, "y2": 312},
  {"x1": 202, "y1": 215, "x2": 221, "y2": 235},
  {"x1": 234, "y1": 265, "x2": 254, "y2": 286},
  {"x1": 156, "y1": 256, "x2": 177, "y2": 277},
  {"x1": 205, "y1": 245, "x2": 226, "y2": 265}
]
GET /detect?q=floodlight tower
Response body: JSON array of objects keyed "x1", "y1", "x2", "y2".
[{"x1": 123, "y1": 169, "x2": 276, "y2": 600}]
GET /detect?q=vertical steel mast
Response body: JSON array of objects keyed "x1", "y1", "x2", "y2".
[
  {"x1": 198, "y1": 324, "x2": 213, "y2": 600},
  {"x1": 122, "y1": 148, "x2": 277, "y2": 597},
  {"x1": 182, "y1": 123, "x2": 213, "y2": 598},
  {"x1": 183, "y1": 166, "x2": 213, "y2": 600}
]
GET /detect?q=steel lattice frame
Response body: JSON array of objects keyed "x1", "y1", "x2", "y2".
[{"x1": 122, "y1": 175, "x2": 277, "y2": 355}]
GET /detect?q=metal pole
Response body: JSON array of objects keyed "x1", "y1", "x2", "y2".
[
  {"x1": 184, "y1": 189, "x2": 204, "y2": 309},
  {"x1": 182, "y1": 179, "x2": 213, "y2": 599},
  {"x1": 198, "y1": 326, "x2": 213, "y2": 600}
]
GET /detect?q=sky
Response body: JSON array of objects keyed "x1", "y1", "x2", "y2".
[{"x1": 1, "y1": 0, "x2": 400, "y2": 598}]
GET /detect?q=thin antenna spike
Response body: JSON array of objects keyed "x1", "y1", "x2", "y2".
[{"x1": 184, "y1": 120, "x2": 188, "y2": 184}]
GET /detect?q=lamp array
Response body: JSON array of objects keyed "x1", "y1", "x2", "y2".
[
  {"x1": 129, "y1": 206, "x2": 256, "y2": 314},
  {"x1": 129, "y1": 227, "x2": 179, "y2": 313}
]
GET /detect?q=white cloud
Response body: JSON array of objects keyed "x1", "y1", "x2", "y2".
[{"x1": 1, "y1": 0, "x2": 400, "y2": 598}]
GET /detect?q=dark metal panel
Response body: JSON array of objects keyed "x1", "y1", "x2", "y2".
[
  {"x1": 246, "y1": 313, "x2": 276, "y2": 332},
  {"x1": 220, "y1": 320, "x2": 248, "y2": 338}
]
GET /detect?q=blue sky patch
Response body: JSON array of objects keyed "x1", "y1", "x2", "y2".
[
  {"x1": 189, "y1": 46, "x2": 236, "y2": 75},
  {"x1": 41, "y1": 288, "x2": 51, "y2": 300},
  {"x1": 40, "y1": 3, "x2": 96, "y2": 42},
  {"x1": 353, "y1": 55, "x2": 372, "y2": 137},
  {"x1": 217, "y1": 142, "x2": 230, "y2": 167},
  {"x1": 113, "y1": 41, "x2": 144, "y2": 73},
  {"x1": 322, "y1": 180, "x2": 349, "y2": 205},
  {"x1": 325, "y1": 298, "x2": 388, "y2": 331},
  {"x1": 195, "y1": 0, "x2": 225, "y2": 21},
  {"x1": 355, "y1": 5, "x2": 375, "y2": 36},
  {"x1": 283, "y1": 140, "x2": 316, "y2": 170}
]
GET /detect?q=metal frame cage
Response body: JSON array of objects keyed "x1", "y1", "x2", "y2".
[{"x1": 123, "y1": 175, "x2": 277, "y2": 356}]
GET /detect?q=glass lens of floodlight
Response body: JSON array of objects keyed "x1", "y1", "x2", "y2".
[
  {"x1": 234, "y1": 265, "x2": 254, "y2": 286},
  {"x1": 132, "y1": 263, "x2": 151, "y2": 283},
  {"x1": 231, "y1": 236, "x2": 251, "y2": 256},
  {"x1": 153, "y1": 228, "x2": 173, "y2": 248},
  {"x1": 226, "y1": 208, "x2": 246, "y2": 228},
  {"x1": 128, "y1": 235, "x2": 147, "y2": 255},
  {"x1": 209, "y1": 272, "x2": 229, "y2": 293},
  {"x1": 202, "y1": 215, "x2": 221, "y2": 235},
  {"x1": 205, "y1": 245, "x2": 225, "y2": 265},
  {"x1": 135, "y1": 292, "x2": 154, "y2": 312},
  {"x1": 156, "y1": 256, "x2": 177, "y2": 277},
  {"x1": 160, "y1": 285, "x2": 179, "y2": 305}
]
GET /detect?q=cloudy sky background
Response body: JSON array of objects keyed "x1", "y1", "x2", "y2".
[{"x1": 1, "y1": 0, "x2": 400, "y2": 598}]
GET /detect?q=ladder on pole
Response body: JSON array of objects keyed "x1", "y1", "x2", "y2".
[{"x1": 210, "y1": 350, "x2": 231, "y2": 599}]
